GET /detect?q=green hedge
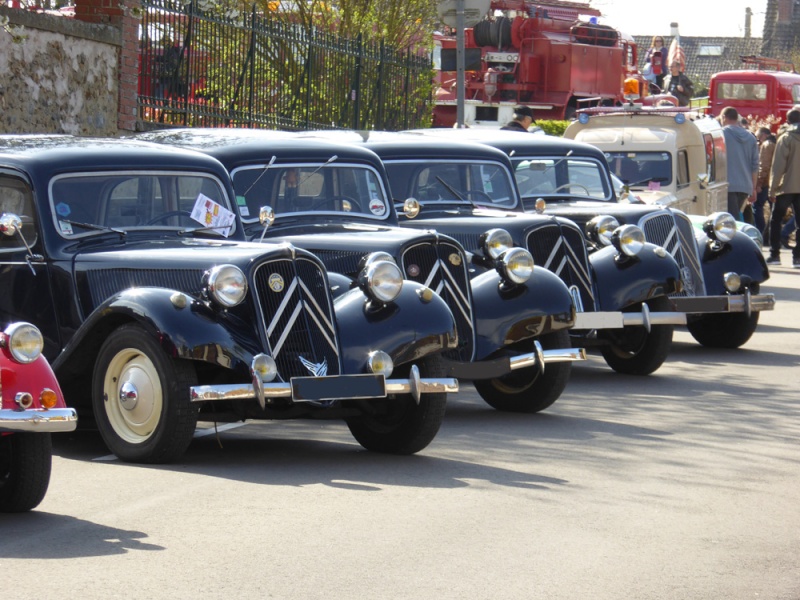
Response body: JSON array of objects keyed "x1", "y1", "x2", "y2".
[{"x1": 536, "y1": 120, "x2": 571, "y2": 137}]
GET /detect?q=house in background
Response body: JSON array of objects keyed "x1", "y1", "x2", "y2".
[{"x1": 634, "y1": 35, "x2": 764, "y2": 94}]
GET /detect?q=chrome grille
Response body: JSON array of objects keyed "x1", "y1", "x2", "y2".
[
  {"x1": 525, "y1": 222, "x2": 596, "y2": 311},
  {"x1": 309, "y1": 249, "x2": 364, "y2": 277},
  {"x1": 640, "y1": 211, "x2": 706, "y2": 297},
  {"x1": 253, "y1": 257, "x2": 341, "y2": 381},
  {"x1": 402, "y1": 241, "x2": 475, "y2": 362}
]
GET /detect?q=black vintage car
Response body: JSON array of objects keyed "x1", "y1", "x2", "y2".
[
  {"x1": 418, "y1": 130, "x2": 775, "y2": 349},
  {"x1": 137, "y1": 129, "x2": 585, "y2": 414},
  {"x1": 0, "y1": 135, "x2": 460, "y2": 463},
  {"x1": 320, "y1": 131, "x2": 686, "y2": 376}
]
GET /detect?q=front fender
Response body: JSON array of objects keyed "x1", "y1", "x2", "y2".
[
  {"x1": 334, "y1": 281, "x2": 457, "y2": 374},
  {"x1": 53, "y1": 288, "x2": 258, "y2": 381},
  {"x1": 700, "y1": 232, "x2": 770, "y2": 294},
  {"x1": 470, "y1": 268, "x2": 575, "y2": 361},
  {"x1": 591, "y1": 243, "x2": 682, "y2": 311}
]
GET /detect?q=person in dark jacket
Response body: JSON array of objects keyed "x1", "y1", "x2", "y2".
[
  {"x1": 663, "y1": 63, "x2": 694, "y2": 107},
  {"x1": 501, "y1": 106, "x2": 536, "y2": 132}
]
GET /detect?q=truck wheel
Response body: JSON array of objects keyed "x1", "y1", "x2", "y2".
[
  {"x1": 0, "y1": 433, "x2": 52, "y2": 512},
  {"x1": 92, "y1": 324, "x2": 199, "y2": 464},
  {"x1": 687, "y1": 312, "x2": 759, "y2": 348},
  {"x1": 473, "y1": 330, "x2": 572, "y2": 413},
  {"x1": 346, "y1": 356, "x2": 447, "y2": 455},
  {"x1": 600, "y1": 322, "x2": 673, "y2": 376}
]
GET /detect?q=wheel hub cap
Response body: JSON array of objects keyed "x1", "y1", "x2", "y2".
[{"x1": 119, "y1": 381, "x2": 139, "y2": 410}]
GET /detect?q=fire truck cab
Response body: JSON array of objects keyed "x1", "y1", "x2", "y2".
[
  {"x1": 564, "y1": 106, "x2": 728, "y2": 217},
  {"x1": 709, "y1": 56, "x2": 800, "y2": 131}
]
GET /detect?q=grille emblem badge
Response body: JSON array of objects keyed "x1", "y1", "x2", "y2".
[
  {"x1": 448, "y1": 253, "x2": 462, "y2": 266},
  {"x1": 268, "y1": 273, "x2": 285, "y2": 292},
  {"x1": 407, "y1": 264, "x2": 421, "y2": 277},
  {"x1": 680, "y1": 266, "x2": 695, "y2": 295},
  {"x1": 300, "y1": 356, "x2": 328, "y2": 377}
]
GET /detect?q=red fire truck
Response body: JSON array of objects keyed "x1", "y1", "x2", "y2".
[{"x1": 432, "y1": 0, "x2": 657, "y2": 127}]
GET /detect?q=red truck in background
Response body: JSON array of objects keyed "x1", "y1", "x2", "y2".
[
  {"x1": 708, "y1": 56, "x2": 800, "y2": 132},
  {"x1": 432, "y1": 0, "x2": 657, "y2": 128}
]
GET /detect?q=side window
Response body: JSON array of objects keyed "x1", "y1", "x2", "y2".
[
  {"x1": 703, "y1": 134, "x2": 716, "y2": 183},
  {"x1": 0, "y1": 176, "x2": 37, "y2": 251},
  {"x1": 676, "y1": 150, "x2": 690, "y2": 188},
  {"x1": 793, "y1": 84, "x2": 800, "y2": 104}
]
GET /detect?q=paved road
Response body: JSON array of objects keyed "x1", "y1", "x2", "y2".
[{"x1": 2, "y1": 266, "x2": 799, "y2": 600}]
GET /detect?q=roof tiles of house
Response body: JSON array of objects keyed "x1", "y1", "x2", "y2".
[{"x1": 634, "y1": 36, "x2": 764, "y2": 92}]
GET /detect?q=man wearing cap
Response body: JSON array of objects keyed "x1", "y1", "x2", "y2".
[{"x1": 501, "y1": 106, "x2": 536, "y2": 132}]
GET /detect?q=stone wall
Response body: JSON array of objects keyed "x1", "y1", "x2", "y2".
[{"x1": 0, "y1": 6, "x2": 121, "y2": 135}]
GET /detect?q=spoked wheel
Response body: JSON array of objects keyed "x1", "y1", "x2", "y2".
[
  {"x1": 473, "y1": 330, "x2": 573, "y2": 413},
  {"x1": 600, "y1": 303, "x2": 673, "y2": 375},
  {"x1": 346, "y1": 356, "x2": 447, "y2": 455},
  {"x1": 92, "y1": 324, "x2": 199, "y2": 464},
  {"x1": 0, "y1": 433, "x2": 52, "y2": 513}
]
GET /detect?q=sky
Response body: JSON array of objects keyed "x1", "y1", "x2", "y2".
[{"x1": 589, "y1": 0, "x2": 767, "y2": 38}]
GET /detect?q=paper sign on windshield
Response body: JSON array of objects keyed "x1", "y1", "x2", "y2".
[{"x1": 190, "y1": 193, "x2": 236, "y2": 237}]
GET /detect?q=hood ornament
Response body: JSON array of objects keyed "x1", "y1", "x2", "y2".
[{"x1": 299, "y1": 356, "x2": 328, "y2": 377}]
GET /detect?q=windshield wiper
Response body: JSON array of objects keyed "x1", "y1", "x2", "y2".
[
  {"x1": 178, "y1": 223, "x2": 234, "y2": 236},
  {"x1": 435, "y1": 176, "x2": 478, "y2": 208},
  {"x1": 61, "y1": 219, "x2": 126, "y2": 239}
]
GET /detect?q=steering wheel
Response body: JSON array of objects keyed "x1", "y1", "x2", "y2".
[
  {"x1": 553, "y1": 183, "x2": 591, "y2": 195},
  {"x1": 145, "y1": 210, "x2": 193, "y2": 225},
  {"x1": 308, "y1": 196, "x2": 363, "y2": 212}
]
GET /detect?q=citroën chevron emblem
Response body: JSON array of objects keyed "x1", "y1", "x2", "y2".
[{"x1": 299, "y1": 356, "x2": 328, "y2": 377}]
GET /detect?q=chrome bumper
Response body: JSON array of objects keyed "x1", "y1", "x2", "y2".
[
  {"x1": 671, "y1": 292, "x2": 776, "y2": 318},
  {"x1": 573, "y1": 303, "x2": 687, "y2": 331},
  {"x1": 0, "y1": 408, "x2": 78, "y2": 433},
  {"x1": 508, "y1": 343, "x2": 587, "y2": 371},
  {"x1": 191, "y1": 365, "x2": 458, "y2": 409}
]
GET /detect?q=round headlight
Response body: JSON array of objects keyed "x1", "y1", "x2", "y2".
[
  {"x1": 359, "y1": 260, "x2": 403, "y2": 304},
  {"x1": 4, "y1": 322, "x2": 44, "y2": 364},
  {"x1": 586, "y1": 215, "x2": 620, "y2": 246},
  {"x1": 360, "y1": 251, "x2": 395, "y2": 269},
  {"x1": 207, "y1": 265, "x2": 247, "y2": 307},
  {"x1": 723, "y1": 272, "x2": 742, "y2": 293},
  {"x1": 481, "y1": 228, "x2": 513, "y2": 259},
  {"x1": 703, "y1": 212, "x2": 737, "y2": 243},
  {"x1": 497, "y1": 247, "x2": 534, "y2": 284},
  {"x1": 611, "y1": 224, "x2": 646, "y2": 257},
  {"x1": 367, "y1": 350, "x2": 394, "y2": 377}
]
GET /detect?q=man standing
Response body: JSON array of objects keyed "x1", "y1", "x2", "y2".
[
  {"x1": 767, "y1": 109, "x2": 800, "y2": 267},
  {"x1": 501, "y1": 106, "x2": 536, "y2": 132},
  {"x1": 755, "y1": 126, "x2": 776, "y2": 237},
  {"x1": 721, "y1": 106, "x2": 759, "y2": 222},
  {"x1": 663, "y1": 63, "x2": 694, "y2": 106}
]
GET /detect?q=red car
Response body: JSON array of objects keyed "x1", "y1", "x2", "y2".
[{"x1": 0, "y1": 322, "x2": 77, "y2": 512}]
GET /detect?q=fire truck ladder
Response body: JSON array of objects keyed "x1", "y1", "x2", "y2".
[{"x1": 740, "y1": 55, "x2": 797, "y2": 73}]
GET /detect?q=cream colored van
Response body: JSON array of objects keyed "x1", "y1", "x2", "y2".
[{"x1": 564, "y1": 107, "x2": 728, "y2": 217}]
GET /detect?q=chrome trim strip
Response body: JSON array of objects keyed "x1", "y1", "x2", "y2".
[
  {"x1": 0, "y1": 408, "x2": 78, "y2": 433},
  {"x1": 573, "y1": 310, "x2": 687, "y2": 329}
]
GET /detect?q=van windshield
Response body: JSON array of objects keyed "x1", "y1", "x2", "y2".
[
  {"x1": 717, "y1": 82, "x2": 768, "y2": 102},
  {"x1": 604, "y1": 152, "x2": 673, "y2": 188}
]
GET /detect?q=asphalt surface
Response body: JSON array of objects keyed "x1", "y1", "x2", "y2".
[{"x1": 2, "y1": 263, "x2": 799, "y2": 600}]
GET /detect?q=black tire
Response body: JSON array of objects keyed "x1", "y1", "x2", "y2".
[
  {"x1": 600, "y1": 319, "x2": 673, "y2": 376},
  {"x1": 92, "y1": 323, "x2": 199, "y2": 464},
  {"x1": 473, "y1": 330, "x2": 573, "y2": 413},
  {"x1": 0, "y1": 433, "x2": 52, "y2": 512},
  {"x1": 346, "y1": 356, "x2": 447, "y2": 455},
  {"x1": 687, "y1": 311, "x2": 760, "y2": 348}
]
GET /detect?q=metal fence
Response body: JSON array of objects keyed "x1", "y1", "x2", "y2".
[{"x1": 138, "y1": 0, "x2": 434, "y2": 131}]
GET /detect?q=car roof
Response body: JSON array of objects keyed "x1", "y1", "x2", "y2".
[
  {"x1": 0, "y1": 134, "x2": 234, "y2": 183},
  {"x1": 136, "y1": 128, "x2": 385, "y2": 168}
]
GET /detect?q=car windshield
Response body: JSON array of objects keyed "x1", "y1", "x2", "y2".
[
  {"x1": 50, "y1": 172, "x2": 235, "y2": 237},
  {"x1": 383, "y1": 160, "x2": 517, "y2": 208},
  {"x1": 511, "y1": 156, "x2": 613, "y2": 202},
  {"x1": 231, "y1": 163, "x2": 390, "y2": 222},
  {"x1": 604, "y1": 151, "x2": 673, "y2": 188}
]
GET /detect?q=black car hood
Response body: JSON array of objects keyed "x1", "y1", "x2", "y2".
[{"x1": 540, "y1": 200, "x2": 666, "y2": 229}]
